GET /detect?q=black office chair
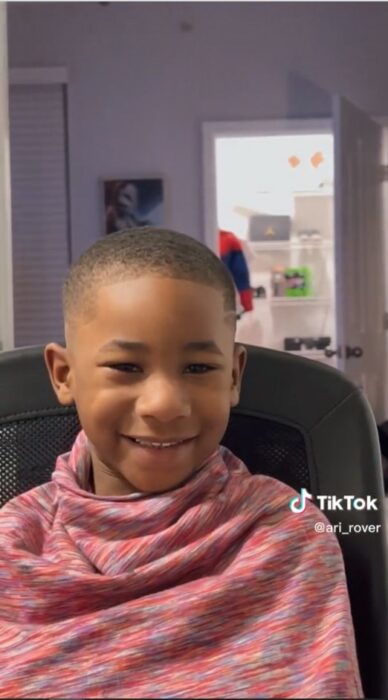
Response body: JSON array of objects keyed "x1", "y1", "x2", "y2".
[{"x1": 0, "y1": 344, "x2": 387, "y2": 698}]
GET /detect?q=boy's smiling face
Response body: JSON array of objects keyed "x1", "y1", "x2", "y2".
[{"x1": 45, "y1": 276, "x2": 247, "y2": 496}]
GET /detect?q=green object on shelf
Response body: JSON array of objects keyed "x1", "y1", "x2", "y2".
[{"x1": 284, "y1": 266, "x2": 312, "y2": 297}]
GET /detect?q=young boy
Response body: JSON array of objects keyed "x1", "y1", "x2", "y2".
[{"x1": 0, "y1": 228, "x2": 362, "y2": 698}]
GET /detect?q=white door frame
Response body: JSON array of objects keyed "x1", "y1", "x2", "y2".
[{"x1": 376, "y1": 118, "x2": 388, "y2": 340}]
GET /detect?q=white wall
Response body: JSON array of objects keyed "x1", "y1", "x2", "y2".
[
  {"x1": 7, "y1": 1, "x2": 388, "y2": 258},
  {"x1": 0, "y1": 2, "x2": 13, "y2": 349}
]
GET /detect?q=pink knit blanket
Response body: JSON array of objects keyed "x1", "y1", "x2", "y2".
[{"x1": 0, "y1": 430, "x2": 362, "y2": 698}]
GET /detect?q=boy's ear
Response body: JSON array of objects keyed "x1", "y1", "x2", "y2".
[
  {"x1": 230, "y1": 343, "x2": 248, "y2": 407},
  {"x1": 44, "y1": 342, "x2": 75, "y2": 406}
]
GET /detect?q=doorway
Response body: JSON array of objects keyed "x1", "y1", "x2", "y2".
[
  {"x1": 203, "y1": 110, "x2": 387, "y2": 421},
  {"x1": 208, "y1": 128, "x2": 336, "y2": 367}
]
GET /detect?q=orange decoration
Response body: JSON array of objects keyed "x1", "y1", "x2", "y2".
[
  {"x1": 311, "y1": 151, "x2": 324, "y2": 168},
  {"x1": 288, "y1": 155, "x2": 300, "y2": 168}
]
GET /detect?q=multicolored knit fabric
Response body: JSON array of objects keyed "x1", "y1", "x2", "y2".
[{"x1": 0, "y1": 430, "x2": 363, "y2": 698}]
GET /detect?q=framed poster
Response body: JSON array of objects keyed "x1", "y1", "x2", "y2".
[{"x1": 103, "y1": 178, "x2": 164, "y2": 234}]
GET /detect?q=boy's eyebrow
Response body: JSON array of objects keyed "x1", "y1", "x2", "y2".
[{"x1": 99, "y1": 339, "x2": 224, "y2": 355}]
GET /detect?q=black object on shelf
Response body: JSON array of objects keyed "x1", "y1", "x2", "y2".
[
  {"x1": 252, "y1": 286, "x2": 267, "y2": 299},
  {"x1": 315, "y1": 336, "x2": 331, "y2": 350},
  {"x1": 284, "y1": 337, "x2": 303, "y2": 351},
  {"x1": 303, "y1": 337, "x2": 316, "y2": 350},
  {"x1": 284, "y1": 336, "x2": 332, "y2": 352}
]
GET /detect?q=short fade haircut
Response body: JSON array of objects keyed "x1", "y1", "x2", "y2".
[{"x1": 63, "y1": 227, "x2": 237, "y2": 331}]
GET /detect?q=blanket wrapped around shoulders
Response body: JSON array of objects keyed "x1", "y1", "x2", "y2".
[{"x1": 0, "y1": 430, "x2": 363, "y2": 698}]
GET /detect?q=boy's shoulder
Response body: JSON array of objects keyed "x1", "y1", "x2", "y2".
[
  {"x1": 221, "y1": 444, "x2": 315, "y2": 511},
  {"x1": 0, "y1": 480, "x2": 55, "y2": 522},
  {"x1": 222, "y1": 446, "x2": 342, "y2": 555},
  {"x1": 245, "y1": 469, "x2": 328, "y2": 525}
]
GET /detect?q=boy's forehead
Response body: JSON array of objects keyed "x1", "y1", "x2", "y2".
[
  {"x1": 69, "y1": 276, "x2": 236, "y2": 342},
  {"x1": 95, "y1": 276, "x2": 228, "y2": 314}
]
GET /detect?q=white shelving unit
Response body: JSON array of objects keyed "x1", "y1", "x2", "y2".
[
  {"x1": 249, "y1": 240, "x2": 333, "y2": 252},
  {"x1": 288, "y1": 350, "x2": 329, "y2": 359},
  {"x1": 206, "y1": 128, "x2": 337, "y2": 368},
  {"x1": 269, "y1": 297, "x2": 331, "y2": 307},
  {"x1": 245, "y1": 190, "x2": 336, "y2": 366}
]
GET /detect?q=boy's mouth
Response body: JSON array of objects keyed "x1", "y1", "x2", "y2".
[{"x1": 125, "y1": 436, "x2": 195, "y2": 450}]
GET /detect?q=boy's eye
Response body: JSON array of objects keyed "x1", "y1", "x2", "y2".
[
  {"x1": 104, "y1": 363, "x2": 215, "y2": 374},
  {"x1": 106, "y1": 363, "x2": 142, "y2": 373},
  {"x1": 185, "y1": 364, "x2": 215, "y2": 374}
]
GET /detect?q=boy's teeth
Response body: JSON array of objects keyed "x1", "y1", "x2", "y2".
[{"x1": 134, "y1": 438, "x2": 183, "y2": 448}]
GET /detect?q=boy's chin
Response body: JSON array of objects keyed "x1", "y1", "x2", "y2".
[{"x1": 126, "y1": 471, "x2": 194, "y2": 495}]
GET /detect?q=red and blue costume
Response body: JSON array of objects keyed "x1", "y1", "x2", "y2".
[{"x1": 219, "y1": 229, "x2": 253, "y2": 312}]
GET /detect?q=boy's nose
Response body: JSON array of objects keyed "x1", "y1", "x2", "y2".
[{"x1": 135, "y1": 378, "x2": 191, "y2": 421}]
